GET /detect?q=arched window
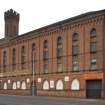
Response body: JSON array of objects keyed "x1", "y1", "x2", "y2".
[
  {"x1": 4, "y1": 82, "x2": 7, "y2": 90},
  {"x1": 12, "y1": 82, "x2": 17, "y2": 90},
  {"x1": 56, "y1": 80, "x2": 63, "y2": 90},
  {"x1": 43, "y1": 40, "x2": 48, "y2": 60},
  {"x1": 72, "y1": 33, "x2": 79, "y2": 71},
  {"x1": 21, "y1": 46, "x2": 26, "y2": 69},
  {"x1": 32, "y1": 43, "x2": 36, "y2": 51},
  {"x1": 44, "y1": 40, "x2": 48, "y2": 49},
  {"x1": 71, "y1": 79, "x2": 80, "y2": 90},
  {"x1": 12, "y1": 48, "x2": 16, "y2": 70},
  {"x1": 43, "y1": 40, "x2": 49, "y2": 74},
  {"x1": 90, "y1": 28, "x2": 97, "y2": 70},
  {"x1": 21, "y1": 81, "x2": 26, "y2": 90},
  {"x1": 90, "y1": 28, "x2": 96, "y2": 38},
  {"x1": 3, "y1": 51, "x2": 7, "y2": 72},
  {"x1": 57, "y1": 37, "x2": 62, "y2": 47},
  {"x1": 57, "y1": 37, "x2": 63, "y2": 72},
  {"x1": 43, "y1": 80, "x2": 49, "y2": 90},
  {"x1": 72, "y1": 33, "x2": 78, "y2": 41}
]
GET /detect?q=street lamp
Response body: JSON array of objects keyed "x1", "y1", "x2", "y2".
[{"x1": 32, "y1": 51, "x2": 35, "y2": 96}]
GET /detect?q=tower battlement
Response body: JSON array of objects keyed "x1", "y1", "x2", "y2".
[
  {"x1": 4, "y1": 9, "x2": 20, "y2": 38},
  {"x1": 4, "y1": 9, "x2": 19, "y2": 20}
]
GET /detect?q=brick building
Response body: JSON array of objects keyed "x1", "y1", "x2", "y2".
[{"x1": 0, "y1": 9, "x2": 105, "y2": 98}]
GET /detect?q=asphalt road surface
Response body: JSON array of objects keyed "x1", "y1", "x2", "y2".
[{"x1": 0, "y1": 95, "x2": 105, "y2": 105}]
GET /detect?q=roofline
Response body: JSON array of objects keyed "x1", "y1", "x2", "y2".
[
  {"x1": 19, "y1": 9, "x2": 105, "y2": 36},
  {"x1": 1, "y1": 9, "x2": 105, "y2": 42}
]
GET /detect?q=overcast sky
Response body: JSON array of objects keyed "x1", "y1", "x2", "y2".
[{"x1": 0, "y1": 0, "x2": 105, "y2": 38}]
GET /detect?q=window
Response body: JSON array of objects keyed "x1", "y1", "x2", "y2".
[
  {"x1": 90, "y1": 28, "x2": 96, "y2": 38},
  {"x1": 3, "y1": 82, "x2": 7, "y2": 90},
  {"x1": 91, "y1": 58, "x2": 97, "y2": 70},
  {"x1": 44, "y1": 40, "x2": 48, "y2": 49},
  {"x1": 32, "y1": 43, "x2": 36, "y2": 51},
  {"x1": 57, "y1": 36, "x2": 63, "y2": 72},
  {"x1": 71, "y1": 79, "x2": 80, "y2": 90},
  {"x1": 57, "y1": 37, "x2": 62, "y2": 48},
  {"x1": 57, "y1": 57, "x2": 61, "y2": 64},
  {"x1": 21, "y1": 81, "x2": 26, "y2": 90},
  {"x1": 57, "y1": 48, "x2": 62, "y2": 57},
  {"x1": 43, "y1": 51, "x2": 48, "y2": 60},
  {"x1": 72, "y1": 33, "x2": 78, "y2": 41},
  {"x1": 56, "y1": 80, "x2": 63, "y2": 90},
  {"x1": 43, "y1": 40, "x2": 49, "y2": 73},
  {"x1": 72, "y1": 33, "x2": 79, "y2": 71},
  {"x1": 12, "y1": 48, "x2": 16, "y2": 70},
  {"x1": 72, "y1": 63, "x2": 78, "y2": 71},
  {"x1": 21, "y1": 46, "x2": 26, "y2": 69},
  {"x1": 72, "y1": 46, "x2": 78, "y2": 55},
  {"x1": 43, "y1": 80, "x2": 49, "y2": 90},
  {"x1": 90, "y1": 28, "x2": 97, "y2": 70},
  {"x1": 72, "y1": 55, "x2": 78, "y2": 71},
  {"x1": 3, "y1": 51, "x2": 7, "y2": 72},
  {"x1": 90, "y1": 42, "x2": 96, "y2": 53},
  {"x1": 44, "y1": 63, "x2": 48, "y2": 74},
  {"x1": 57, "y1": 57, "x2": 62, "y2": 72},
  {"x1": 57, "y1": 63, "x2": 63, "y2": 72}
]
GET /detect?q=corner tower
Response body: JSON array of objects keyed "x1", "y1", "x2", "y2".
[{"x1": 4, "y1": 9, "x2": 19, "y2": 38}]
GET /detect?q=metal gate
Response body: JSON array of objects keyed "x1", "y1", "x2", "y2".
[{"x1": 86, "y1": 80, "x2": 102, "y2": 98}]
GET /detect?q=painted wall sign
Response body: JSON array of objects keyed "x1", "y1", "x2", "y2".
[{"x1": 50, "y1": 80, "x2": 54, "y2": 88}]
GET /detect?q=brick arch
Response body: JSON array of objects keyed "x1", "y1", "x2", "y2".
[
  {"x1": 21, "y1": 81, "x2": 26, "y2": 90},
  {"x1": 3, "y1": 82, "x2": 7, "y2": 90},
  {"x1": 71, "y1": 79, "x2": 80, "y2": 90},
  {"x1": 56, "y1": 80, "x2": 64, "y2": 90},
  {"x1": 43, "y1": 80, "x2": 49, "y2": 90}
]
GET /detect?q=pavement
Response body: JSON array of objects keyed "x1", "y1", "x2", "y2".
[{"x1": 0, "y1": 94, "x2": 105, "y2": 105}]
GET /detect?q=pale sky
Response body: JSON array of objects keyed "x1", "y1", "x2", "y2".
[{"x1": 0, "y1": 0, "x2": 105, "y2": 38}]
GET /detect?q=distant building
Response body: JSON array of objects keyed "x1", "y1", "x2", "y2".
[{"x1": 0, "y1": 9, "x2": 105, "y2": 99}]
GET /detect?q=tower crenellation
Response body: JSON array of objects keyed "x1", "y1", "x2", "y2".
[
  {"x1": 4, "y1": 9, "x2": 20, "y2": 38},
  {"x1": 4, "y1": 9, "x2": 19, "y2": 20}
]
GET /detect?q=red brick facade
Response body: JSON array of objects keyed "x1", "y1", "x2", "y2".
[{"x1": 0, "y1": 9, "x2": 105, "y2": 98}]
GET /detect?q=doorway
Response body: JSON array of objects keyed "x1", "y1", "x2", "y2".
[{"x1": 86, "y1": 80, "x2": 102, "y2": 98}]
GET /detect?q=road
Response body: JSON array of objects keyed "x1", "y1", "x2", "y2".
[{"x1": 0, "y1": 95, "x2": 105, "y2": 105}]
